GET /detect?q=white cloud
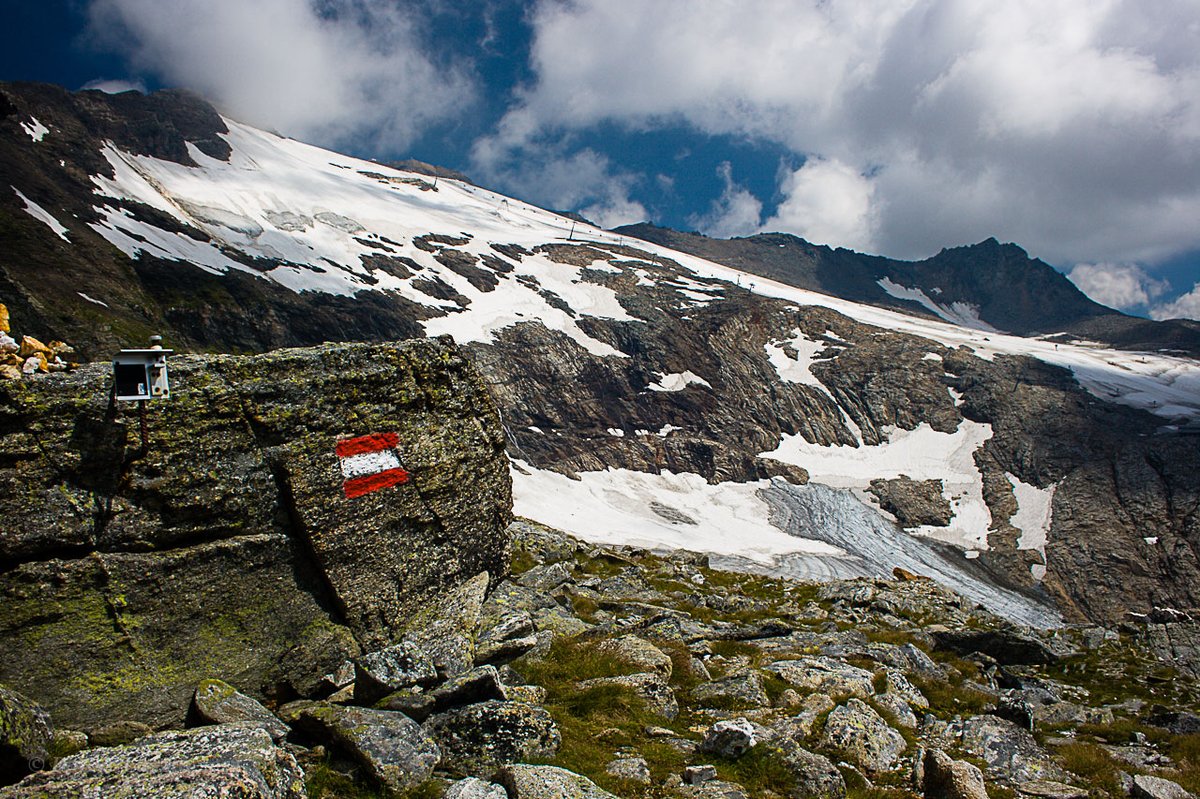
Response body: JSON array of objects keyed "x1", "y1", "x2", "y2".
[
  {"x1": 1067, "y1": 263, "x2": 1171, "y2": 311},
  {"x1": 690, "y1": 162, "x2": 762, "y2": 239},
  {"x1": 81, "y1": 78, "x2": 146, "y2": 94},
  {"x1": 472, "y1": 136, "x2": 646, "y2": 229},
  {"x1": 86, "y1": 0, "x2": 475, "y2": 152},
  {"x1": 764, "y1": 158, "x2": 877, "y2": 252},
  {"x1": 1151, "y1": 284, "x2": 1200, "y2": 322},
  {"x1": 498, "y1": 0, "x2": 1200, "y2": 265}
]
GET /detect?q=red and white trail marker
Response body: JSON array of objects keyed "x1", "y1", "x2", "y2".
[{"x1": 336, "y1": 432, "x2": 410, "y2": 499}]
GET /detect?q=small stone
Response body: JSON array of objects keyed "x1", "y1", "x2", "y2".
[
  {"x1": 774, "y1": 688, "x2": 803, "y2": 708},
  {"x1": 88, "y1": 721, "x2": 152, "y2": 748},
  {"x1": 50, "y1": 730, "x2": 89, "y2": 761},
  {"x1": 279, "y1": 701, "x2": 439, "y2": 794},
  {"x1": 770, "y1": 738, "x2": 846, "y2": 799},
  {"x1": 606, "y1": 756, "x2": 651, "y2": 783},
  {"x1": 193, "y1": 679, "x2": 290, "y2": 742},
  {"x1": 1017, "y1": 779, "x2": 1090, "y2": 799},
  {"x1": 16, "y1": 336, "x2": 48, "y2": 359},
  {"x1": 692, "y1": 672, "x2": 770, "y2": 710},
  {"x1": 578, "y1": 672, "x2": 678, "y2": 719},
  {"x1": 644, "y1": 725, "x2": 675, "y2": 737},
  {"x1": 684, "y1": 764, "x2": 718, "y2": 785},
  {"x1": 699, "y1": 718, "x2": 757, "y2": 759},
  {"x1": 505, "y1": 684, "x2": 547, "y2": 704}
]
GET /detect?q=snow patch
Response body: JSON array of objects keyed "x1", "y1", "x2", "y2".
[
  {"x1": 648, "y1": 371, "x2": 711, "y2": 392},
  {"x1": 877, "y1": 277, "x2": 1000, "y2": 332},
  {"x1": 20, "y1": 117, "x2": 49, "y2": 142},
  {"x1": 511, "y1": 460, "x2": 845, "y2": 563},
  {"x1": 1007, "y1": 473, "x2": 1056, "y2": 558},
  {"x1": 77, "y1": 292, "x2": 109, "y2": 308},
  {"x1": 763, "y1": 420, "x2": 995, "y2": 550},
  {"x1": 765, "y1": 331, "x2": 828, "y2": 390},
  {"x1": 13, "y1": 188, "x2": 69, "y2": 241}
]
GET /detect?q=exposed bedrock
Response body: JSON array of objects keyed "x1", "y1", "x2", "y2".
[{"x1": 0, "y1": 338, "x2": 512, "y2": 731}]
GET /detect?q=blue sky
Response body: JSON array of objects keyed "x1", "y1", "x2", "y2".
[{"x1": 4, "y1": 0, "x2": 1200, "y2": 320}]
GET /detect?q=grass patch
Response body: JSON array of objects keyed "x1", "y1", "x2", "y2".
[
  {"x1": 303, "y1": 759, "x2": 386, "y2": 799},
  {"x1": 714, "y1": 745, "x2": 799, "y2": 797},
  {"x1": 1166, "y1": 734, "x2": 1200, "y2": 795},
  {"x1": 912, "y1": 672, "x2": 994, "y2": 719},
  {"x1": 1055, "y1": 742, "x2": 1125, "y2": 795}
]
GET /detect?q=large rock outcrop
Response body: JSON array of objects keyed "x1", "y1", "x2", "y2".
[{"x1": 0, "y1": 338, "x2": 511, "y2": 731}]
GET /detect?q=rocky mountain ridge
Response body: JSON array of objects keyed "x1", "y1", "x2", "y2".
[
  {"x1": 612, "y1": 224, "x2": 1200, "y2": 356},
  {"x1": 1, "y1": 81, "x2": 1198, "y2": 630}
]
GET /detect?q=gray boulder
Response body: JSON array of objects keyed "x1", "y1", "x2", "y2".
[
  {"x1": 498, "y1": 764, "x2": 620, "y2": 798},
  {"x1": 578, "y1": 673, "x2": 679, "y2": 719},
  {"x1": 0, "y1": 723, "x2": 303, "y2": 798},
  {"x1": 381, "y1": 665, "x2": 509, "y2": 722},
  {"x1": 1132, "y1": 775, "x2": 1195, "y2": 799},
  {"x1": 770, "y1": 738, "x2": 846, "y2": 799},
  {"x1": 192, "y1": 679, "x2": 289, "y2": 742},
  {"x1": 596, "y1": 635, "x2": 674, "y2": 677},
  {"x1": 1032, "y1": 702, "x2": 1113, "y2": 727},
  {"x1": 699, "y1": 718, "x2": 757, "y2": 758},
  {"x1": 922, "y1": 748, "x2": 989, "y2": 799},
  {"x1": 475, "y1": 611, "x2": 538, "y2": 665},
  {"x1": 0, "y1": 686, "x2": 51, "y2": 785},
  {"x1": 820, "y1": 698, "x2": 907, "y2": 773},
  {"x1": 424, "y1": 700, "x2": 560, "y2": 774},
  {"x1": 957, "y1": 715, "x2": 1067, "y2": 783},
  {"x1": 354, "y1": 641, "x2": 439, "y2": 703},
  {"x1": 0, "y1": 340, "x2": 511, "y2": 730},
  {"x1": 279, "y1": 701, "x2": 439, "y2": 794},
  {"x1": 691, "y1": 672, "x2": 770, "y2": 710},
  {"x1": 932, "y1": 629, "x2": 1060, "y2": 665},
  {"x1": 766, "y1": 657, "x2": 875, "y2": 698}
]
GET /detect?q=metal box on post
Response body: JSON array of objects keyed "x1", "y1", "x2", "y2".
[{"x1": 112, "y1": 336, "x2": 174, "y2": 401}]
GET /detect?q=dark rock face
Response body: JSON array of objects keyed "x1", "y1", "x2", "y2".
[
  {"x1": 0, "y1": 339, "x2": 511, "y2": 730},
  {"x1": 869, "y1": 477, "x2": 953, "y2": 527},
  {"x1": 423, "y1": 700, "x2": 561, "y2": 775},
  {"x1": 0, "y1": 686, "x2": 51, "y2": 786}
]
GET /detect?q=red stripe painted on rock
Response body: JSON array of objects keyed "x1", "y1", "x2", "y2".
[
  {"x1": 336, "y1": 432, "x2": 400, "y2": 458},
  {"x1": 343, "y1": 468, "x2": 410, "y2": 499}
]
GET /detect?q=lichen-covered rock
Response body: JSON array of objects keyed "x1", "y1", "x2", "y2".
[
  {"x1": 691, "y1": 672, "x2": 770, "y2": 710},
  {"x1": 0, "y1": 723, "x2": 304, "y2": 798},
  {"x1": 88, "y1": 721, "x2": 152, "y2": 747},
  {"x1": 577, "y1": 673, "x2": 679, "y2": 719},
  {"x1": 606, "y1": 755, "x2": 651, "y2": 783},
  {"x1": 923, "y1": 748, "x2": 989, "y2": 799},
  {"x1": 498, "y1": 764, "x2": 621, "y2": 799},
  {"x1": 1131, "y1": 775, "x2": 1195, "y2": 799},
  {"x1": 354, "y1": 641, "x2": 439, "y2": 703},
  {"x1": 820, "y1": 698, "x2": 907, "y2": 773},
  {"x1": 278, "y1": 700, "x2": 439, "y2": 794},
  {"x1": 766, "y1": 657, "x2": 876, "y2": 698},
  {"x1": 423, "y1": 700, "x2": 560, "y2": 775},
  {"x1": 0, "y1": 339, "x2": 511, "y2": 730},
  {"x1": 957, "y1": 715, "x2": 1067, "y2": 783},
  {"x1": 192, "y1": 679, "x2": 288, "y2": 742},
  {"x1": 699, "y1": 718, "x2": 757, "y2": 759},
  {"x1": 770, "y1": 738, "x2": 847, "y2": 799},
  {"x1": 0, "y1": 686, "x2": 51, "y2": 785},
  {"x1": 403, "y1": 571, "x2": 490, "y2": 680},
  {"x1": 475, "y1": 610, "x2": 537, "y2": 665},
  {"x1": 1031, "y1": 701, "x2": 1113, "y2": 727},
  {"x1": 596, "y1": 635, "x2": 673, "y2": 677}
]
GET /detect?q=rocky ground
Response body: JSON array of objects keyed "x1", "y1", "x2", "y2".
[{"x1": 4, "y1": 519, "x2": 1199, "y2": 799}]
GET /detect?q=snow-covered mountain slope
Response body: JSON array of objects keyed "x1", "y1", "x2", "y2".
[{"x1": 3, "y1": 83, "x2": 1199, "y2": 627}]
